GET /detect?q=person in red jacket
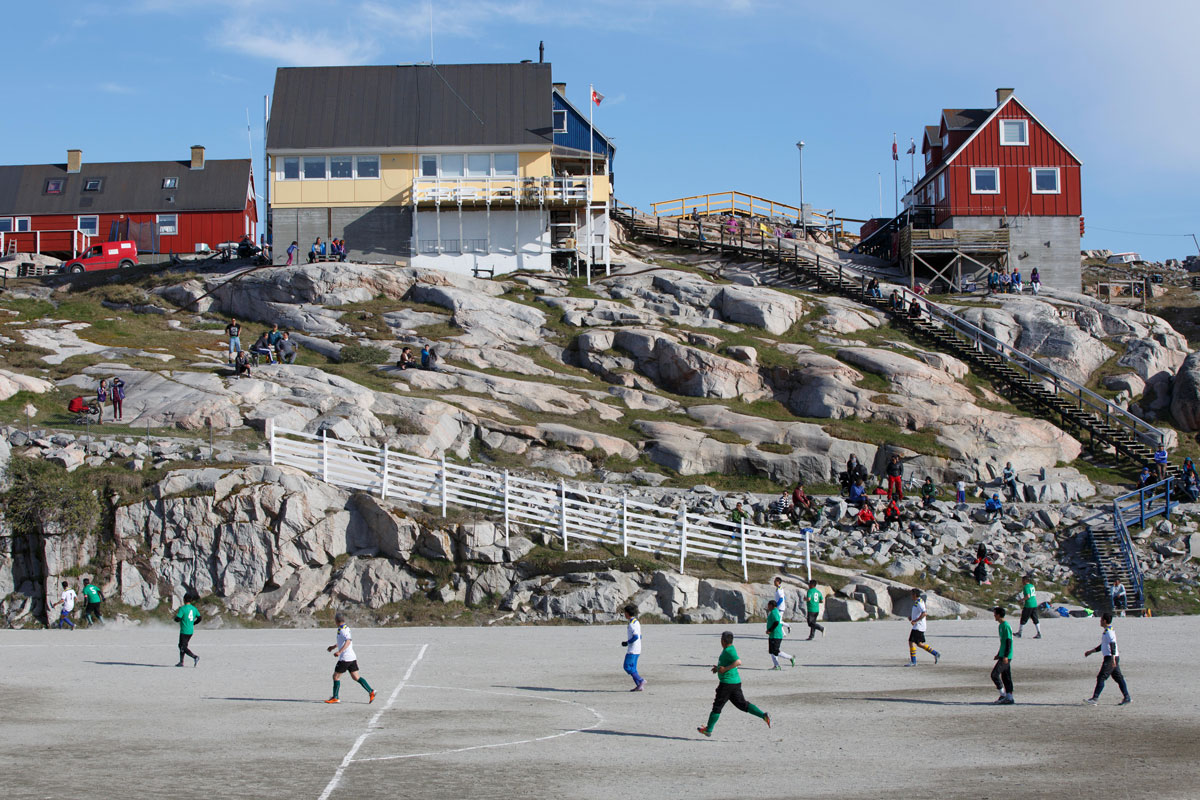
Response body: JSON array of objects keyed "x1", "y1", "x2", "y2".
[
  {"x1": 856, "y1": 502, "x2": 879, "y2": 533},
  {"x1": 886, "y1": 454, "x2": 904, "y2": 500}
]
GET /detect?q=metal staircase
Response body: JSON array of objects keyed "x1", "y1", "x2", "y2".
[
  {"x1": 612, "y1": 204, "x2": 1170, "y2": 470},
  {"x1": 1086, "y1": 478, "x2": 1175, "y2": 615}
]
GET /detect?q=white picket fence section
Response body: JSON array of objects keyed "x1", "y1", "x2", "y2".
[{"x1": 267, "y1": 423, "x2": 811, "y2": 581}]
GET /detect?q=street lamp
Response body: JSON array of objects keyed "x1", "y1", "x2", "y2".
[{"x1": 795, "y1": 141, "x2": 806, "y2": 240}]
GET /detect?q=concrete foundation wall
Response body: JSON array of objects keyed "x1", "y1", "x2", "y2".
[
  {"x1": 271, "y1": 206, "x2": 413, "y2": 265},
  {"x1": 945, "y1": 215, "x2": 1080, "y2": 292}
]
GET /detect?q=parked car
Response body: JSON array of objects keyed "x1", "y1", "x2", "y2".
[{"x1": 60, "y1": 241, "x2": 138, "y2": 274}]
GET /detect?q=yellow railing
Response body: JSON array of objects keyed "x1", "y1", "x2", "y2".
[{"x1": 649, "y1": 191, "x2": 845, "y2": 236}]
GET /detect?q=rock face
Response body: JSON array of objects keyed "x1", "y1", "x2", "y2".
[
  {"x1": 0, "y1": 369, "x2": 54, "y2": 401},
  {"x1": 957, "y1": 300, "x2": 1113, "y2": 384},
  {"x1": 1172, "y1": 352, "x2": 1200, "y2": 432},
  {"x1": 716, "y1": 285, "x2": 804, "y2": 335}
]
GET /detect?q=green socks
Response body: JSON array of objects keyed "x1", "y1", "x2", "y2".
[
  {"x1": 748, "y1": 704, "x2": 766, "y2": 719},
  {"x1": 356, "y1": 677, "x2": 373, "y2": 694},
  {"x1": 332, "y1": 679, "x2": 341, "y2": 699},
  {"x1": 706, "y1": 712, "x2": 721, "y2": 732}
]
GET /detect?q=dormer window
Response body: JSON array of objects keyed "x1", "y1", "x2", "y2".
[
  {"x1": 45, "y1": 179, "x2": 64, "y2": 194},
  {"x1": 163, "y1": 177, "x2": 178, "y2": 189},
  {"x1": 84, "y1": 178, "x2": 103, "y2": 192},
  {"x1": 553, "y1": 109, "x2": 567, "y2": 134},
  {"x1": 1000, "y1": 119, "x2": 1028, "y2": 145}
]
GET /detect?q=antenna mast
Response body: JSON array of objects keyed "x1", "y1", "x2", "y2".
[{"x1": 429, "y1": 0, "x2": 435, "y2": 64}]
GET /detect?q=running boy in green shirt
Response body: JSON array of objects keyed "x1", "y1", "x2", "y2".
[
  {"x1": 81, "y1": 578, "x2": 103, "y2": 627},
  {"x1": 991, "y1": 606, "x2": 1014, "y2": 704},
  {"x1": 766, "y1": 600, "x2": 794, "y2": 669},
  {"x1": 174, "y1": 590, "x2": 201, "y2": 667},
  {"x1": 805, "y1": 579, "x2": 825, "y2": 640},
  {"x1": 697, "y1": 631, "x2": 771, "y2": 737},
  {"x1": 1015, "y1": 574, "x2": 1042, "y2": 638}
]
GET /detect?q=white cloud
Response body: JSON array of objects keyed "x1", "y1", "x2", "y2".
[{"x1": 99, "y1": 82, "x2": 137, "y2": 94}]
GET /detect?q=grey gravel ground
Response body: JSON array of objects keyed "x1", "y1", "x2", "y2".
[{"x1": 3, "y1": 615, "x2": 1199, "y2": 800}]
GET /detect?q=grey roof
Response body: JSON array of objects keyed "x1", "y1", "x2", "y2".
[
  {"x1": 0, "y1": 159, "x2": 251, "y2": 217},
  {"x1": 942, "y1": 108, "x2": 991, "y2": 131},
  {"x1": 923, "y1": 125, "x2": 941, "y2": 146},
  {"x1": 267, "y1": 63, "x2": 554, "y2": 151}
]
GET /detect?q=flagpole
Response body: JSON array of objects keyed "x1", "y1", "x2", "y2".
[
  {"x1": 877, "y1": 173, "x2": 882, "y2": 217},
  {"x1": 892, "y1": 132, "x2": 898, "y2": 217},
  {"x1": 586, "y1": 84, "x2": 595, "y2": 285}
]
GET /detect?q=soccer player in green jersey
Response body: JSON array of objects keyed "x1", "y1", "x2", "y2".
[
  {"x1": 81, "y1": 578, "x2": 103, "y2": 627},
  {"x1": 991, "y1": 607, "x2": 1014, "y2": 704},
  {"x1": 1015, "y1": 574, "x2": 1042, "y2": 638},
  {"x1": 805, "y1": 579, "x2": 825, "y2": 640},
  {"x1": 325, "y1": 613, "x2": 375, "y2": 704},
  {"x1": 174, "y1": 591, "x2": 201, "y2": 667},
  {"x1": 697, "y1": 631, "x2": 770, "y2": 737},
  {"x1": 765, "y1": 600, "x2": 794, "y2": 669}
]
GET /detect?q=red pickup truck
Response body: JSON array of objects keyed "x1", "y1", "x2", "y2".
[{"x1": 61, "y1": 241, "x2": 138, "y2": 274}]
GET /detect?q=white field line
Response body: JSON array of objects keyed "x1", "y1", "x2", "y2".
[
  {"x1": 351, "y1": 683, "x2": 604, "y2": 763},
  {"x1": 317, "y1": 643, "x2": 428, "y2": 800},
  {"x1": 0, "y1": 642, "x2": 426, "y2": 649}
]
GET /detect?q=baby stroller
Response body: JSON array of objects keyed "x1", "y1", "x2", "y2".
[{"x1": 68, "y1": 395, "x2": 101, "y2": 424}]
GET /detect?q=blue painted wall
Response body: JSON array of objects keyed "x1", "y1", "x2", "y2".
[{"x1": 552, "y1": 93, "x2": 614, "y2": 163}]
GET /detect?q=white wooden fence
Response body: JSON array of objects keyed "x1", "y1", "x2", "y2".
[{"x1": 268, "y1": 423, "x2": 810, "y2": 581}]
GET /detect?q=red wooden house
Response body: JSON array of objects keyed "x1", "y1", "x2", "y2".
[
  {"x1": 0, "y1": 146, "x2": 256, "y2": 258},
  {"x1": 904, "y1": 88, "x2": 1083, "y2": 292}
]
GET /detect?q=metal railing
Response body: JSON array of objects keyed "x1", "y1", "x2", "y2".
[
  {"x1": 648, "y1": 190, "x2": 850, "y2": 237},
  {"x1": 268, "y1": 423, "x2": 811, "y2": 581},
  {"x1": 1106, "y1": 477, "x2": 1173, "y2": 610},
  {"x1": 895, "y1": 285, "x2": 1167, "y2": 449},
  {"x1": 413, "y1": 176, "x2": 591, "y2": 205}
]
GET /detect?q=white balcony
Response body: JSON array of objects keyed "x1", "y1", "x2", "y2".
[{"x1": 413, "y1": 176, "x2": 591, "y2": 206}]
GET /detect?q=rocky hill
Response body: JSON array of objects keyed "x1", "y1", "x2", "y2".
[{"x1": 1, "y1": 242, "x2": 1199, "y2": 626}]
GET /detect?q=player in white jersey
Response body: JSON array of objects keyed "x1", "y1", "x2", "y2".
[
  {"x1": 905, "y1": 588, "x2": 940, "y2": 666},
  {"x1": 51, "y1": 581, "x2": 76, "y2": 630},
  {"x1": 772, "y1": 577, "x2": 791, "y2": 635},
  {"x1": 621, "y1": 605, "x2": 645, "y2": 691},
  {"x1": 1084, "y1": 613, "x2": 1131, "y2": 705},
  {"x1": 325, "y1": 612, "x2": 375, "y2": 704}
]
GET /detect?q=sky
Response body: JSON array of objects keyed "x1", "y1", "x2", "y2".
[{"x1": 8, "y1": 0, "x2": 1199, "y2": 260}]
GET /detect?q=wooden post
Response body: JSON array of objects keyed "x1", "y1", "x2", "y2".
[
  {"x1": 739, "y1": 520, "x2": 747, "y2": 581},
  {"x1": 439, "y1": 454, "x2": 447, "y2": 518},
  {"x1": 503, "y1": 469, "x2": 511, "y2": 547},
  {"x1": 381, "y1": 444, "x2": 389, "y2": 500},
  {"x1": 621, "y1": 494, "x2": 629, "y2": 556},
  {"x1": 321, "y1": 429, "x2": 328, "y2": 483},
  {"x1": 559, "y1": 478, "x2": 568, "y2": 551}
]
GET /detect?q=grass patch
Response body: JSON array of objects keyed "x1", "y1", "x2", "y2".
[
  {"x1": 1143, "y1": 578, "x2": 1200, "y2": 616},
  {"x1": 820, "y1": 416, "x2": 952, "y2": 458},
  {"x1": 1065, "y1": 457, "x2": 1139, "y2": 487},
  {"x1": 755, "y1": 442, "x2": 792, "y2": 455},
  {"x1": 339, "y1": 344, "x2": 390, "y2": 364}
]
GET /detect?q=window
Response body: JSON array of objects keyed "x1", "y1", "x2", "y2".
[
  {"x1": 77, "y1": 215, "x2": 99, "y2": 236},
  {"x1": 494, "y1": 153, "x2": 518, "y2": 176},
  {"x1": 329, "y1": 155, "x2": 353, "y2": 179},
  {"x1": 15, "y1": 217, "x2": 30, "y2": 232},
  {"x1": 420, "y1": 155, "x2": 438, "y2": 178},
  {"x1": 157, "y1": 214, "x2": 178, "y2": 235},
  {"x1": 1031, "y1": 167, "x2": 1060, "y2": 194},
  {"x1": 936, "y1": 173, "x2": 946, "y2": 202},
  {"x1": 45, "y1": 178, "x2": 64, "y2": 194},
  {"x1": 302, "y1": 156, "x2": 326, "y2": 180},
  {"x1": 84, "y1": 178, "x2": 103, "y2": 192},
  {"x1": 0, "y1": 219, "x2": 11, "y2": 233},
  {"x1": 466, "y1": 154, "x2": 490, "y2": 177},
  {"x1": 355, "y1": 155, "x2": 379, "y2": 178},
  {"x1": 282, "y1": 157, "x2": 300, "y2": 180},
  {"x1": 553, "y1": 109, "x2": 567, "y2": 134},
  {"x1": 440, "y1": 154, "x2": 464, "y2": 178},
  {"x1": 941, "y1": 132, "x2": 949, "y2": 149},
  {"x1": 1000, "y1": 119, "x2": 1028, "y2": 145},
  {"x1": 162, "y1": 177, "x2": 178, "y2": 189},
  {"x1": 971, "y1": 167, "x2": 1000, "y2": 194}
]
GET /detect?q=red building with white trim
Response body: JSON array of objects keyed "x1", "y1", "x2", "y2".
[
  {"x1": 902, "y1": 88, "x2": 1083, "y2": 292},
  {"x1": 0, "y1": 146, "x2": 255, "y2": 258}
]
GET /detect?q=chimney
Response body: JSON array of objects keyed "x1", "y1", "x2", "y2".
[
  {"x1": 190, "y1": 145, "x2": 206, "y2": 171},
  {"x1": 67, "y1": 149, "x2": 82, "y2": 173},
  {"x1": 539, "y1": 41, "x2": 544, "y2": 63},
  {"x1": 553, "y1": 82, "x2": 566, "y2": 95},
  {"x1": 996, "y1": 88, "x2": 1014, "y2": 107}
]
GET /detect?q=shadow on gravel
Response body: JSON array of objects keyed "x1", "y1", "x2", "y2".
[
  {"x1": 202, "y1": 697, "x2": 328, "y2": 704},
  {"x1": 847, "y1": 696, "x2": 1080, "y2": 708},
  {"x1": 86, "y1": 661, "x2": 175, "y2": 668},
  {"x1": 580, "y1": 729, "x2": 696, "y2": 742},
  {"x1": 500, "y1": 685, "x2": 626, "y2": 694}
]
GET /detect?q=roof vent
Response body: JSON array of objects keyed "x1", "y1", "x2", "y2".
[{"x1": 67, "y1": 149, "x2": 82, "y2": 173}]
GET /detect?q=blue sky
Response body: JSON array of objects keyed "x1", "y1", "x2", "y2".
[{"x1": 10, "y1": 0, "x2": 1198, "y2": 260}]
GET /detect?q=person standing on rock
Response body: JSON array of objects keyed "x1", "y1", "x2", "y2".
[
  {"x1": 225, "y1": 319, "x2": 242, "y2": 365},
  {"x1": 991, "y1": 607, "x2": 1015, "y2": 704},
  {"x1": 1153, "y1": 445, "x2": 1169, "y2": 482},
  {"x1": 1015, "y1": 574, "x2": 1042, "y2": 639},
  {"x1": 326, "y1": 612, "x2": 375, "y2": 704},
  {"x1": 81, "y1": 577, "x2": 104, "y2": 626},
  {"x1": 696, "y1": 631, "x2": 771, "y2": 737},
  {"x1": 886, "y1": 455, "x2": 904, "y2": 501},
  {"x1": 1084, "y1": 613, "x2": 1131, "y2": 706},
  {"x1": 766, "y1": 600, "x2": 794, "y2": 670},
  {"x1": 1001, "y1": 462, "x2": 1018, "y2": 500},
  {"x1": 621, "y1": 604, "x2": 645, "y2": 692},
  {"x1": 96, "y1": 379, "x2": 108, "y2": 423},
  {"x1": 51, "y1": 581, "x2": 76, "y2": 630},
  {"x1": 285, "y1": 240, "x2": 298, "y2": 266},
  {"x1": 905, "y1": 588, "x2": 940, "y2": 667},
  {"x1": 111, "y1": 376, "x2": 125, "y2": 421},
  {"x1": 805, "y1": 579, "x2": 825, "y2": 639},
  {"x1": 174, "y1": 590, "x2": 201, "y2": 667}
]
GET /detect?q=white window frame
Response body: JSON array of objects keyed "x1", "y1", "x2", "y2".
[
  {"x1": 45, "y1": 178, "x2": 64, "y2": 194},
  {"x1": 77, "y1": 215, "x2": 99, "y2": 236},
  {"x1": 999, "y1": 119, "x2": 1028, "y2": 146},
  {"x1": 1031, "y1": 167, "x2": 1060, "y2": 194},
  {"x1": 328, "y1": 155, "x2": 354, "y2": 180},
  {"x1": 493, "y1": 153, "x2": 518, "y2": 177},
  {"x1": 941, "y1": 132, "x2": 949, "y2": 149},
  {"x1": 156, "y1": 213, "x2": 178, "y2": 235},
  {"x1": 162, "y1": 177, "x2": 178, "y2": 189},
  {"x1": 970, "y1": 167, "x2": 1000, "y2": 195},
  {"x1": 354, "y1": 155, "x2": 380, "y2": 179},
  {"x1": 280, "y1": 157, "x2": 300, "y2": 181},
  {"x1": 0, "y1": 218, "x2": 12, "y2": 233},
  {"x1": 302, "y1": 156, "x2": 327, "y2": 180},
  {"x1": 439, "y1": 154, "x2": 465, "y2": 178},
  {"x1": 936, "y1": 173, "x2": 946, "y2": 202},
  {"x1": 553, "y1": 109, "x2": 567, "y2": 134},
  {"x1": 420, "y1": 154, "x2": 438, "y2": 178},
  {"x1": 83, "y1": 178, "x2": 103, "y2": 192},
  {"x1": 15, "y1": 217, "x2": 30, "y2": 232}
]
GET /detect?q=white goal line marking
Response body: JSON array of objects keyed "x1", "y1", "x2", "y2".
[
  {"x1": 0, "y1": 642, "x2": 427, "y2": 649},
  {"x1": 317, "y1": 643, "x2": 428, "y2": 800},
  {"x1": 350, "y1": 684, "x2": 604, "y2": 763}
]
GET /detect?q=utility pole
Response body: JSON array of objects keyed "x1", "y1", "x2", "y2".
[
  {"x1": 877, "y1": 172, "x2": 882, "y2": 217},
  {"x1": 795, "y1": 141, "x2": 806, "y2": 240}
]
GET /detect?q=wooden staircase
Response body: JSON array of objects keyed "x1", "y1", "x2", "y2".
[{"x1": 612, "y1": 205, "x2": 1171, "y2": 473}]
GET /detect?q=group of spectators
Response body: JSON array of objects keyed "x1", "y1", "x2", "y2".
[
  {"x1": 987, "y1": 266, "x2": 1041, "y2": 296},
  {"x1": 395, "y1": 344, "x2": 440, "y2": 372},
  {"x1": 225, "y1": 319, "x2": 298, "y2": 378},
  {"x1": 283, "y1": 237, "x2": 350, "y2": 266},
  {"x1": 92, "y1": 376, "x2": 126, "y2": 422}
]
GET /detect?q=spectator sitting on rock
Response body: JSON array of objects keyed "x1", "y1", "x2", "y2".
[
  {"x1": 889, "y1": 289, "x2": 902, "y2": 310},
  {"x1": 848, "y1": 477, "x2": 868, "y2": 509},
  {"x1": 309, "y1": 237, "x2": 324, "y2": 263},
  {"x1": 729, "y1": 502, "x2": 748, "y2": 539},
  {"x1": 397, "y1": 347, "x2": 415, "y2": 370},
  {"x1": 988, "y1": 269, "x2": 1001, "y2": 294},
  {"x1": 1184, "y1": 471, "x2": 1200, "y2": 503},
  {"x1": 789, "y1": 483, "x2": 815, "y2": 521},
  {"x1": 276, "y1": 332, "x2": 297, "y2": 364},
  {"x1": 1111, "y1": 580, "x2": 1127, "y2": 615},
  {"x1": 1136, "y1": 466, "x2": 1152, "y2": 489},
  {"x1": 882, "y1": 497, "x2": 902, "y2": 530},
  {"x1": 1002, "y1": 462, "x2": 1018, "y2": 499},
  {"x1": 234, "y1": 349, "x2": 252, "y2": 378},
  {"x1": 250, "y1": 331, "x2": 275, "y2": 364},
  {"x1": 921, "y1": 476, "x2": 937, "y2": 509},
  {"x1": 768, "y1": 491, "x2": 791, "y2": 519},
  {"x1": 907, "y1": 298, "x2": 922, "y2": 319},
  {"x1": 973, "y1": 543, "x2": 993, "y2": 585},
  {"x1": 267, "y1": 323, "x2": 283, "y2": 349},
  {"x1": 856, "y1": 501, "x2": 879, "y2": 533},
  {"x1": 985, "y1": 493, "x2": 1003, "y2": 522}
]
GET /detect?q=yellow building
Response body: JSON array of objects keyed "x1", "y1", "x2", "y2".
[{"x1": 266, "y1": 63, "x2": 614, "y2": 275}]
